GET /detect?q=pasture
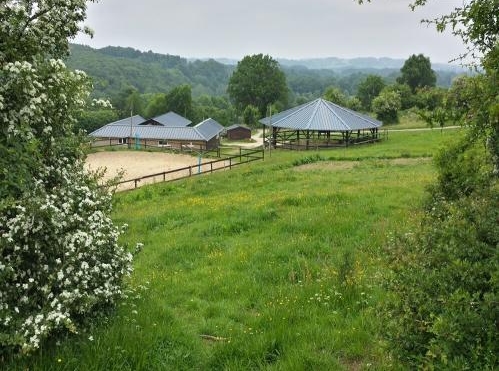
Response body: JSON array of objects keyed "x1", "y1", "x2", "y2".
[{"x1": 7, "y1": 129, "x2": 461, "y2": 370}]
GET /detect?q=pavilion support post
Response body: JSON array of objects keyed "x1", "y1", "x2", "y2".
[{"x1": 306, "y1": 130, "x2": 310, "y2": 150}]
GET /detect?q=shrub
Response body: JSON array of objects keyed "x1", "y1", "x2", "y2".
[
  {"x1": 382, "y1": 140, "x2": 499, "y2": 369},
  {"x1": 0, "y1": 157, "x2": 133, "y2": 353},
  {"x1": 0, "y1": 2, "x2": 134, "y2": 354}
]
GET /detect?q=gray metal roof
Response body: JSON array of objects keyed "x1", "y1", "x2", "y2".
[
  {"x1": 194, "y1": 118, "x2": 224, "y2": 140},
  {"x1": 226, "y1": 124, "x2": 251, "y2": 131},
  {"x1": 90, "y1": 117, "x2": 224, "y2": 142},
  {"x1": 106, "y1": 115, "x2": 146, "y2": 127},
  {"x1": 148, "y1": 111, "x2": 192, "y2": 127},
  {"x1": 259, "y1": 98, "x2": 382, "y2": 131}
]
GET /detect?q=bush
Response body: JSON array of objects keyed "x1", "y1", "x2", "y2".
[
  {"x1": 371, "y1": 90, "x2": 402, "y2": 124},
  {"x1": 382, "y1": 141, "x2": 499, "y2": 369},
  {"x1": 0, "y1": 157, "x2": 133, "y2": 353}
]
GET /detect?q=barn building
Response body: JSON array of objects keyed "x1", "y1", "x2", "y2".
[
  {"x1": 225, "y1": 124, "x2": 252, "y2": 140},
  {"x1": 89, "y1": 112, "x2": 224, "y2": 151},
  {"x1": 260, "y1": 98, "x2": 383, "y2": 150}
]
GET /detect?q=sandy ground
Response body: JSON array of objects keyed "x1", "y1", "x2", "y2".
[
  {"x1": 224, "y1": 129, "x2": 264, "y2": 148},
  {"x1": 85, "y1": 151, "x2": 209, "y2": 191}
]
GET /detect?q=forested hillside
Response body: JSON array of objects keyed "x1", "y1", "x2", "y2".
[
  {"x1": 67, "y1": 44, "x2": 463, "y2": 102},
  {"x1": 67, "y1": 44, "x2": 467, "y2": 133},
  {"x1": 66, "y1": 44, "x2": 233, "y2": 98}
]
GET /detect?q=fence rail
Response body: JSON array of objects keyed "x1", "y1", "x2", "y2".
[{"x1": 115, "y1": 148, "x2": 264, "y2": 191}]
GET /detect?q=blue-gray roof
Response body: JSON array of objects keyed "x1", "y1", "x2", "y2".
[
  {"x1": 195, "y1": 118, "x2": 224, "y2": 140},
  {"x1": 148, "y1": 111, "x2": 192, "y2": 127},
  {"x1": 226, "y1": 124, "x2": 251, "y2": 131},
  {"x1": 259, "y1": 98, "x2": 382, "y2": 131},
  {"x1": 107, "y1": 115, "x2": 146, "y2": 126},
  {"x1": 90, "y1": 117, "x2": 224, "y2": 141}
]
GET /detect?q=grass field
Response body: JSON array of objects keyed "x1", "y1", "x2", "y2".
[{"x1": 7, "y1": 128, "x2": 462, "y2": 370}]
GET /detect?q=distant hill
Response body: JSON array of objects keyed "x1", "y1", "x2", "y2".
[
  {"x1": 208, "y1": 56, "x2": 465, "y2": 73},
  {"x1": 67, "y1": 44, "x2": 466, "y2": 100},
  {"x1": 66, "y1": 44, "x2": 234, "y2": 99}
]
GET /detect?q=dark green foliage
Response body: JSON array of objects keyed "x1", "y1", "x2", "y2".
[
  {"x1": 66, "y1": 44, "x2": 233, "y2": 100},
  {"x1": 242, "y1": 105, "x2": 260, "y2": 127},
  {"x1": 371, "y1": 89, "x2": 402, "y2": 124},
  {"x1": 356, "y1": 74, "x2": 386, "y2": 110},
  {"x1": 227, "y1": 54, "x2": 288, "y2": 117},
  {"x1": 193, "y1": 95, "x2": 237, "y2": 126},
  {"x1": 323, "y1": 86, "x2": 348, "y2": 106},
  {"x1": 379, "y1": 1, "x2": 499, "y2": 369},
  {"x1": 383, "y1": 182, "x2": 499, "y2": 369},
  {"x1": 75, "y1": 109, "x2": 118, "y2": 134},
  {"x1": 144, "y1": 93, "x2": 168, "y2": 118},
  {"x1": 291, "y1": 154, "x2": 326, "y2": 166},
  {"x1": 383, "y1": 83, "x2": 414, "y2": 110},
  {"x1": 414, "y1": 86, "x2": 446, "y2": 110},
  {"x1": 397, "y1": 54, "x2": 436, "y2": 93}
]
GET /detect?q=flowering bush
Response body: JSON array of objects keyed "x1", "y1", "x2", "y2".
[
  {"x1": 0, "y1": 158, "x2": 133, "y2": 352},
  {"x1": 0, "y1": 1, "x2": 134, "y2": 354}
]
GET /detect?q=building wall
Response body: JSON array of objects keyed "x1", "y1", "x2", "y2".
[
  {"x1": 227, "y1": 127, "x2": 251, "y2": 140},
  {"x1": 91, "y1": 137, "x2": 215, "y2": 152}
]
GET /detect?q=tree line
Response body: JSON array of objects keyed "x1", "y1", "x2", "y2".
[{"x1": 67, "y1": 44, "x2": 465, "y2": 132}]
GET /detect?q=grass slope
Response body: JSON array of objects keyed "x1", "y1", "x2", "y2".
[{"x1": 8, "y1": 129, "x2": 460, "y2": 370}]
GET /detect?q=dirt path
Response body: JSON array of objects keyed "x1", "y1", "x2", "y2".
[{"x1": 224, "y1": 129, "x2": 264, "y2": 148}]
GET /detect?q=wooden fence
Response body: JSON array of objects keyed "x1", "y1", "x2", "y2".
[{"x1": 115, "y1": 148, "x2": 264, "y2": 191}]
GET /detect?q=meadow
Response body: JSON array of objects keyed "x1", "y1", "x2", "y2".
[{"x1": 7, "y1": 128, "x2": 461, "y2": 370}]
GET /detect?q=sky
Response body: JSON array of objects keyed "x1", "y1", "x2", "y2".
[{"x1": 73, "y1": 0, "x2": 467, "y2": 64}]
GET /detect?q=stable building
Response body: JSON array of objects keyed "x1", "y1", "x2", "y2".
[
  {"x1": 89, "y1": 112, "x2": 224, "y2": 151},
  {"x1": 260, "y1": 98, "x2": 383, "y2": 150},
  {"x1": 225, "y1": 124, "x2": 252, "y2": 140}
]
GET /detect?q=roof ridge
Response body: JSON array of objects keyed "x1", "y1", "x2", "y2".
[
  {"x1": 324, "y1": 99, "x2": 381, "y2": 127},
  {"x1": 269, "y1": 99, "x2": 318, "y2": 126},
  {"x1": 319, "y1": 98, "x2": 351, "y2": 130},
  {"x1": 306, "y1": 99, "x2": 326, "y2": 130},
  {"x1": 193, "y1": 126, "x2": 206, "y2": 141}
]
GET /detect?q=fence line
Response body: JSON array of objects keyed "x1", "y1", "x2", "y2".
[{"x1": 115, "y1": 148, "x2": 264, "y2": 191}]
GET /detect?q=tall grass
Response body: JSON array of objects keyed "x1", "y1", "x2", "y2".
[{"x1": 5, "y1": 130, "x2": 459, "y2": 370}]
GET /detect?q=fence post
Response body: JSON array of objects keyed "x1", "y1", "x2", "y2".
[
  {"x1": 189, "y1": 166, "x2": 192, "y2": 177},
  {"x1": 134, "y1": 179, "x2": 138, "y2": 188}
]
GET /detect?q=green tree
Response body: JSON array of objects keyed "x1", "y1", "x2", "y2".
[
  {"x1": 0, "y1": 0, "x2": 133, "y2": 353},
  {"x1": 113, "y1": 87, "x2": 145, "y2": 118},
  {"x1": 193, "y1": 95, "x2": 237, "y2": 126},
  {"x1": 383, "y1": 83, "x2": 414, "y2": 109},
  {"x1": 323, "y1": 86, "x2": 348, "y2": 106},
  {"x1": 371, "y1": 89, "x2": 402, "y2": 123},
  {"x1": 145, "y1": 93, "x2": 168, "y2": 118},
  {"x1": 227, "y1": 54, "x2": 288, "y2": 117},
  {"x1": 356, "y1": 74, "x2": 385, "y2": 111},
  {"x1": 166, "y1": 84, "x2": 194, "y2": 120},
  {"x1": 397, "y1": 54, "x2": 436, "y2": 93},
  {"x1": 75, "y1": 99, "x2": 118, "y2": 134},
  {"x1": 345, "y1": 96, "x2": 362, "y2": 111},
  {"x1": 242, "y1": 105, "x2": 260, "y2": 127}
]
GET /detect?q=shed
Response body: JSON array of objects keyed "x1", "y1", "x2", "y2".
[
  {"x1": 259, "y1": 98, "x2": 383, "y2": 150},
  {"x1": 226, "y1": 124, "x2": 252, "y2": 140}
]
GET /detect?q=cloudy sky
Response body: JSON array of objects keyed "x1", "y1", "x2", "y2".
[{"x1": 73, "y1": 0, "x2": 466, "y2": 64}]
